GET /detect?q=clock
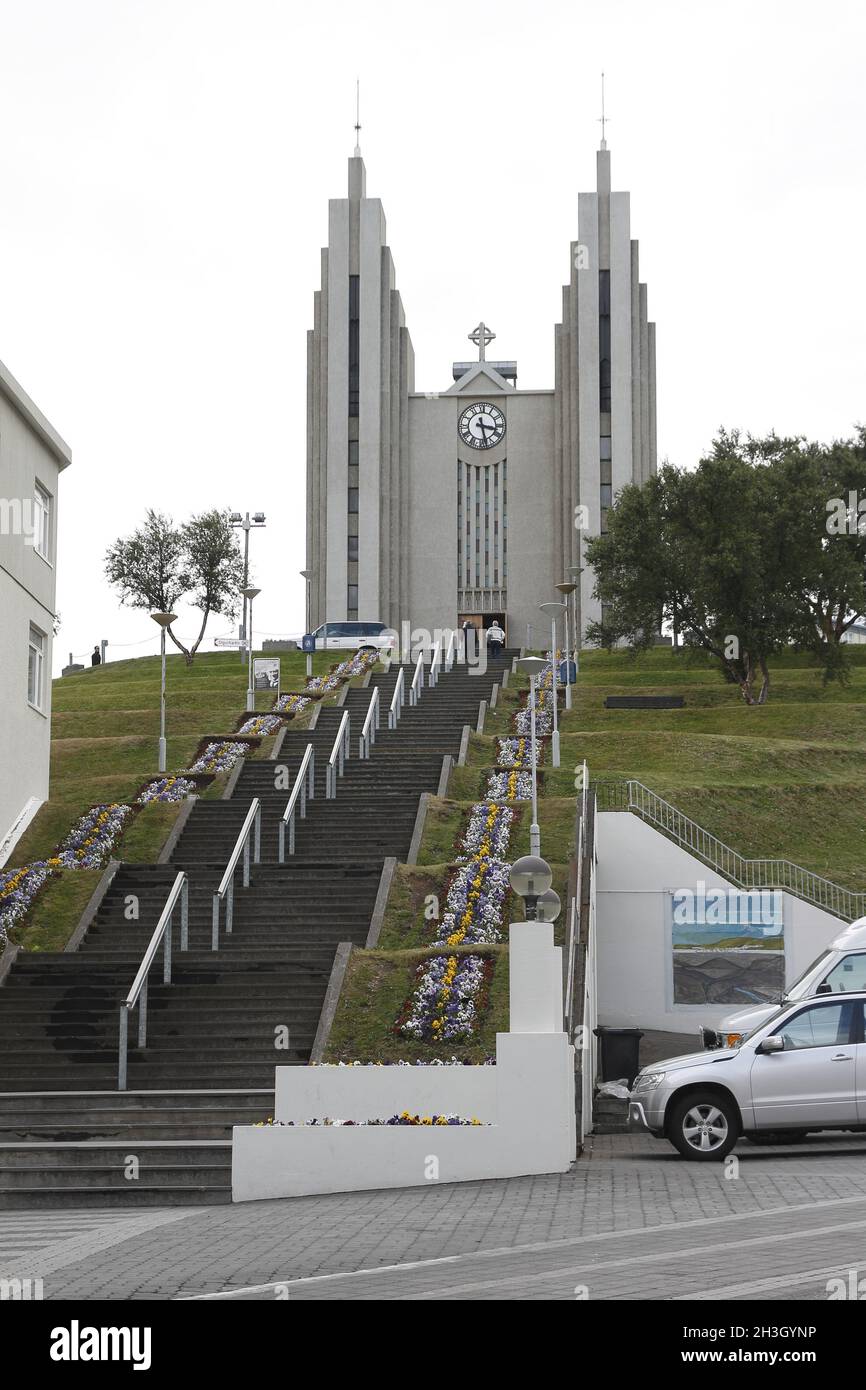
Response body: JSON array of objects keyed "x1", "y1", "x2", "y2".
[{"x1": 458, "y1": 401, "x2": 506, "y2": 451}]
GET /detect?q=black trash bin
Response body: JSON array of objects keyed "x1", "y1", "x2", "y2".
[{"x1": 594, "y1": 1026, "x2": 644, "y2": 1087}]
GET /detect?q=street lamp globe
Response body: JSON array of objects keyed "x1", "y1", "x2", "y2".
[
  {"x1": 535, "y1": 888, "x2": 562, "y2": 923},
  {"x1": 509, "y1": 855, "x2": 553, "y2": 915}
]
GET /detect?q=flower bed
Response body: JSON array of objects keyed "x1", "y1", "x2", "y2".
[
  {"x1": 137, "y1": 775, "x2": 197, "y2": 805},
  {"x1": 455, "y1": 802, "x2": 516, "y2": 862},
  {"x1": 485, "y1": 770, "x2": 535, "y2": 802},
  {"x1": 186, "y1": 740, "x2": 249, "y2": 775},
  {"x1": 273, "y1": 692, "x2": 311, "y2": 716},
  {"x1": 435, "y1": 858, "x2": 513, "y2": 946},
  {"x1": 256, "y1": 1110, "x2": 485, "y2": 1127},
  {"x1": 236, "y1": 713, "x2": 283, "y2": 737},
  {"x1": 514, "y1": 687, "x2": 554, "y2": 737},
  {"x1": 395, "y1": 953, "x2": 493, "y2": 1043},
  {"x1": 0, "y1": 864, "x2": 54, "y2": 945},
  {"x1": 52, "y1": 804, "x2": 134, "y2": 869},
  {"x1": 497, "y1": 739, "x2": 544, "y2": 772},
  {"x1": 1, "y1": 802, "x2": 134, "y2": 943},
  {"x1": 315, "y1": 1057, "x2": 496, "y2": 1067}
]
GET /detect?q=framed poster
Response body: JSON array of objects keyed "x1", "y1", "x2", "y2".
[
  {"x1": 671, "y1": 886, "x2": 785, "y2": 1007},
  {"x1": 253, "y1": 657, "x2": 280, "y2": 693}
]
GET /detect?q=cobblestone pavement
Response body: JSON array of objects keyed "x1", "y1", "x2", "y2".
[{"x1": 3, "y1": 1130, "x2": 866, "y2": 1301}]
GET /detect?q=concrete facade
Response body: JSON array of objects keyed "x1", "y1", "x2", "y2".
[
  {"x1": 0, "y1": 357, "x2": 71, "y2": 862},
  {"x1": 306, "y1": 145, "x2": 656, "y2": 644}
]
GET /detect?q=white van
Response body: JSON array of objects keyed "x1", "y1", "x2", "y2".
[
  {"x1": 310, "y1": 621, "x2": 396, "y2": 653},
  {"x1": 702, "y1": 918, "x2": 866, "y2": 1049}
]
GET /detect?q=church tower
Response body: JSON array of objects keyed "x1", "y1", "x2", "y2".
[
  {"x1": 554, "y1": 142, "x2": 657, "y2": 638},
  {"x1": 306, "y1": 153, "x2": 414, "y2": 630}
]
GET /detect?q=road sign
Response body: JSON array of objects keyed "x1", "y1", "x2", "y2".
[{"x1": 214, "y1": 637, "x2": 248, "y2": 649}]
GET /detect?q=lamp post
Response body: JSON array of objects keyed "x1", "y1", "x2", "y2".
[
  {"x1": 555, "y1": 582, "x2": 577, "y2": 711},
  {"x1": 242, "y1": 586, "x2": 261, "y2": 712},
  {"x1": 539, "y1": 601, "x2": 565, "y2": 768},
  {"x1": 150, "y1": 612, "x2": 178, "y2": 773},
  {"x1": 568, "y1": 560, "x2": 584, "y2": 676},
  {"x1": 230, "y1": 512, "x2": 266, "y2": 664},
  {"x1": 299, "y1": 568, "x2": 313, "y2": 677},
  {"x1": 516, "y1": 656, "x2": 548, "y2": 855}
]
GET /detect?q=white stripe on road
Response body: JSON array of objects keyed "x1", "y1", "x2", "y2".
[{"x1": 182, "y1": 1191, "x2": 866, "y2": 1299}]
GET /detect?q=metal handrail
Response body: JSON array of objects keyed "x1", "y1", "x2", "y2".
[
  {"x1": 118, "y1": 871, "x2": 188, "y2": 1090},
  {"x1": 444, "y1": 629, "x2": 456, "y2": 672},
  {"x1": 604, "y1": 778, "x2": 866, "y2": 923},
  {"x1": 429, "y1": 638, "x2": 443, "y2": 688},
  {"x1": 279, "y1": 743, "x2": 315, "y2": 861},
  {"x1": 410, "y1": 650, "x2": 424, "y2": 706},
  {"x1": 359, "y1": 686, "x2": 380, "y2": 759},
  {"x1": 211, "y1": 797, "x2": 261, "y2": 948},
  {"x1": 326, "y1": 710, "x2": 350, "y2": 798},
  {"x1": 565, "y1": 820, "x2": 584, "y2": 1033},
  {"x1": 388, "y1": 666, "x2": 405, "y2": 730}
]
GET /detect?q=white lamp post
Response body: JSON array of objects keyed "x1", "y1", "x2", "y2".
[
  {"x1": 230, "y1": 511, "x2": 266, "y2": 665},
  {"x1": 555, "y1": 581, "x2": 577, "y2": 711},
  {"x1": 539, "y1": 601, "x2": 565, "y2": 768},
  {"x1": 300, "y1": 568, "x2": 314, "y2": 677},
  {"x1": 516, "y1": 656, "x2": 547, "y2": 855},
  {"x1": 243, "y1": 586, "x2": 261, "y2": 711},
  {"x1": 569, "y1": 561, "x2": 583, "y2": 676},
  {"x1": 150, "y1": 612, "x2": 178, "y2": 773}
]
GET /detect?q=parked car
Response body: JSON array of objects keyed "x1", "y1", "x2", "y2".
[
  {"x1": 309, "y1": 621, "x2": 396, "y2": 653},
  {"x1": 701, "y1": 918, "x2": 866, "y2": 1050},
  {"x1": 630, "y1": 989, "x2": 866, "y2": 1160}
]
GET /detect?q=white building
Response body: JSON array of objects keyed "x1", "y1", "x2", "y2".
[
  {"x1": 0, "y1": 358, "x2": 72, "y2": 862},
  {"x1": 305, "y1": 138, "x2": 657, "y2": 644}
]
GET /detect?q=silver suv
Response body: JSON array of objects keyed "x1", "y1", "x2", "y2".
[{"x1": 630, "y1": 990, "x2": 866, "y2": 1161}]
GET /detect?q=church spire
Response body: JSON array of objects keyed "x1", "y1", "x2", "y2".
[
  {"x1": 353, "y1": 78, "x2": 362, "y2": 157},
  {"x1": 598, "y1": 71, "x2": 608, "y2": 150}
]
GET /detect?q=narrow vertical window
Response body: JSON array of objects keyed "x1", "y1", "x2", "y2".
[
  {"x1": 34, "y1": 482, "x2": 51, "y2": 560},
  {"x1": 28, "y1": 624, "x2": 45, "y2": 709}
]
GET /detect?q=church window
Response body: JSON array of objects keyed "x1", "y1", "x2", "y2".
[
  {"x1": 348, "y1": 275, "x2": 360, "y2": 417},
  {"x1": 348, "y1": 488, "x2": 359, "y2": 514}
]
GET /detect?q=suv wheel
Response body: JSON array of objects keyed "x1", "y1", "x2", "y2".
[{"x1": 668, "y1": 1092, "x2": 738, "y2": 1162}]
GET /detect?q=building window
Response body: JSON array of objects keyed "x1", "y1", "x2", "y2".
[
  {"x1": 599, "y1": 358, "x2": 612, "y2": 413},
  {"x1": 600, "y1": 483, "x2": 613, "y2": 507},
  {"x1": 348, "y1": 275, "x2": 360, "y2": 417},
  {"x1": 28, "y1": 625, "x2": 45, "y2": 709},
  {"x1": 347, "y1": 584, "x2": 358, "y2": 615},
  {"x1": 34, "y1": 483, "x2": 51, "y2": 561},
  {"x1": 348, "y1": 488, "x2": 359, "y2": 514},
  {"x1": 600, "y1": 436, "x2": 612, "y2": 461},
  {"x1": 348, "y1": 535, "x2": 359, "y2": 562}
]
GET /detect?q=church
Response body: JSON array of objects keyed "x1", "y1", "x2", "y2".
[{"x1": 305, "y1": 133, "x2": 657, "y2": 646}]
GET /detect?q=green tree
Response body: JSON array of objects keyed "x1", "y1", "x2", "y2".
[{"x1": 105, "y1": 508, "x2": 244, "y2": 665}]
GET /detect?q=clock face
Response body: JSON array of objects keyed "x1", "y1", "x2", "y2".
[{"x1": 458, "y1": 401, "x2": 506, "y2": 451}]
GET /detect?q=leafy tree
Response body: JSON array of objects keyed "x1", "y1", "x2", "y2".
[
  {"x1": 105, "y1": 508, "x2": 243, "y2": 665},
  {"x1": 586, "y1": 437, "x2": 801, "y2": 705}
]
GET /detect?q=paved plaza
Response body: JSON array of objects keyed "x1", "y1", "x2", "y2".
[{"x1": 3, "y1": 1131, "x2": 866, "y2": 1301}]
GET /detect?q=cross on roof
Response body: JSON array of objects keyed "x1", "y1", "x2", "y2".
[{"x1": 469, "y1": 322, "x2": 495, "y2": 361}]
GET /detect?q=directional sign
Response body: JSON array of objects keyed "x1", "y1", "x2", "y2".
[{"x1": 214, "y1": 637, "x2": 248, "y2": 649}]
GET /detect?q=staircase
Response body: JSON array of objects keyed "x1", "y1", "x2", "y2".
[{"x1": 0, "y1": 650, "x2": 515, "y2": 1207}]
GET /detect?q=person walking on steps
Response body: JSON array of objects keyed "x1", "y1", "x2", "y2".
[{"x1": 487, "y1": 621, "x2": 505, "y2": 658}]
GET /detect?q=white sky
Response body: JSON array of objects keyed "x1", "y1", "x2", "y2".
[{"x1": 1, "y1": 0, "x2": 863, "y2": 672}]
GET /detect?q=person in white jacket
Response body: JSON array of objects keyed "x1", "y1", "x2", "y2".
[{"x1": 487, "y1": 621, "x2": 505, "y2": 657}]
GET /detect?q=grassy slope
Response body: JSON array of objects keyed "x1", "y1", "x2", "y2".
[
  {"x1": 325, "y1": 644, "x2": 866, "y2": 1060},
  {"x1": 5, "y1": 648, "x2": 345, "y2": 950}
]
